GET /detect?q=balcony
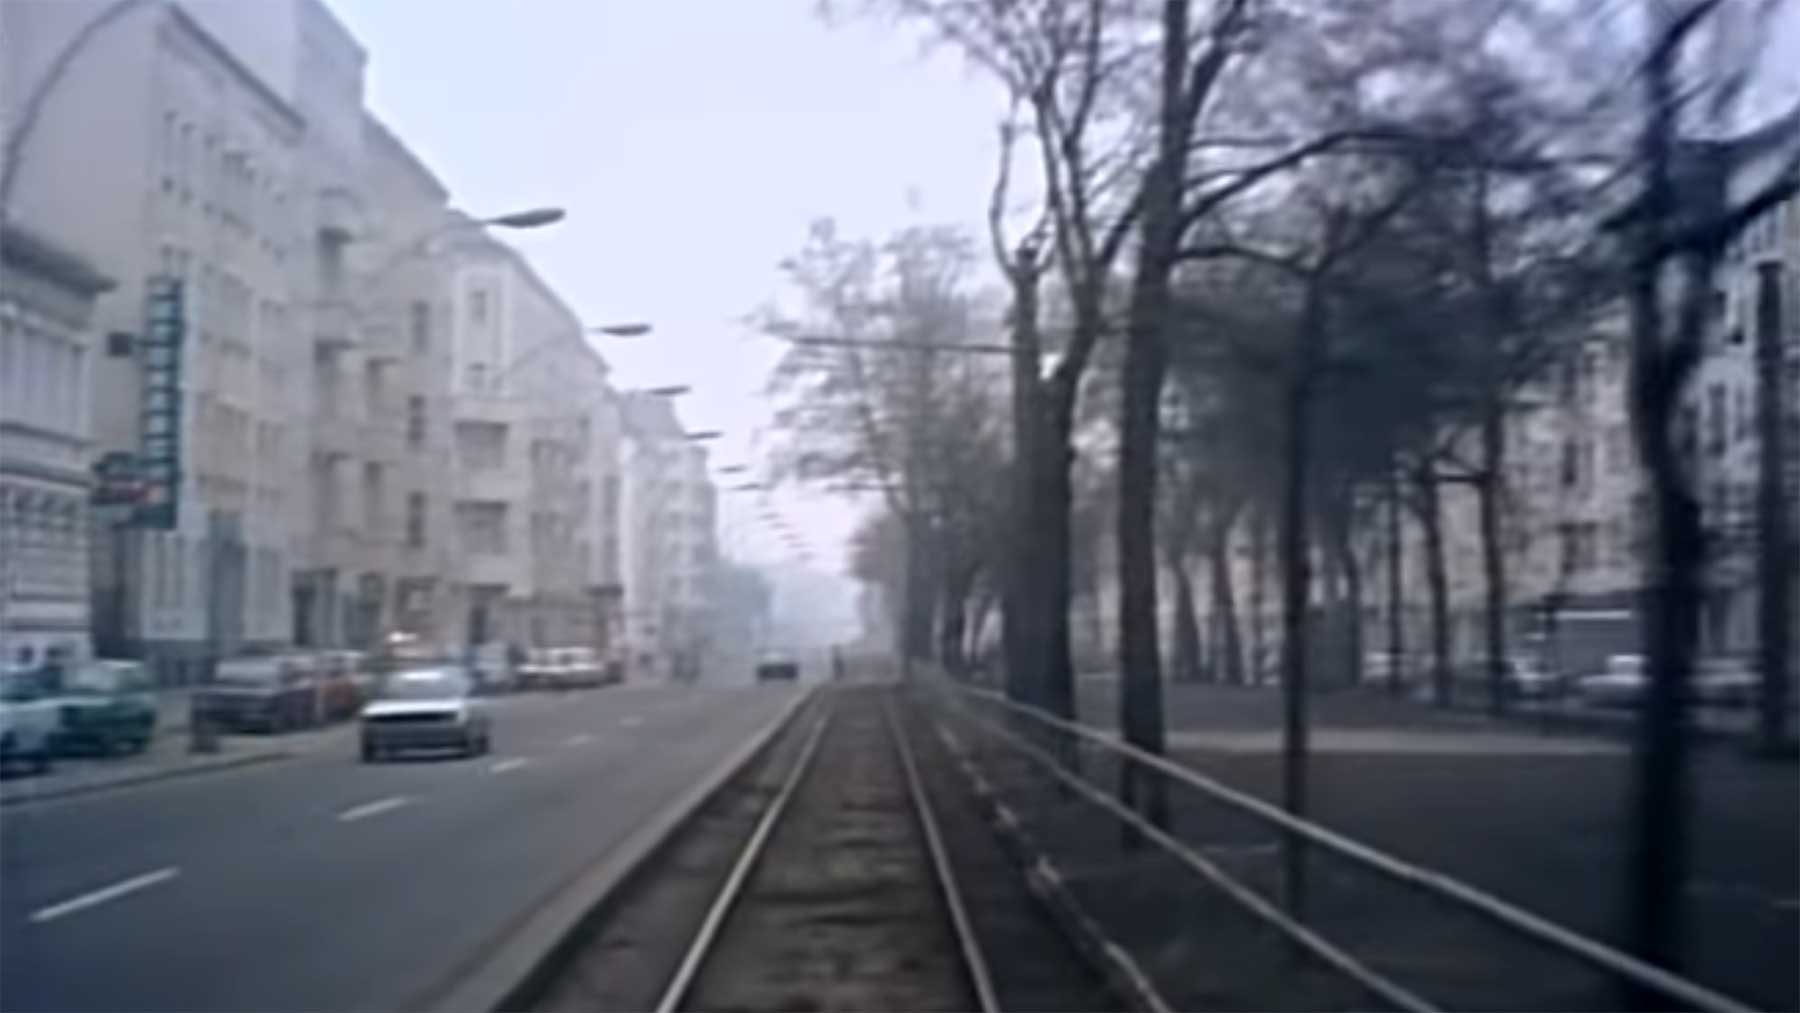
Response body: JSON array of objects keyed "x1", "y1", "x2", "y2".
[
  {"x1": 315, "y1": 298, "x2": 358, "y2": 351},
  {"x1": 317, "y1": 185, "x2": 363, "y2": 244},
  {"x1": 363, "y1": 418, "x2": 404, "y2": 465},
  {"x1": 457, "y1": 467, "x2": 523, "y2": 504},
  {"x1": 311, "y1": 412, "x2": 361, "y2": 461}
]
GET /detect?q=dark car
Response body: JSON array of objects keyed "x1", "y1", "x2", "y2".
[
  {"x1": 755, "y1": 660, "x2": 800, "y2": 682},
  {"x1": 50, "y1": 660, "x2": 158, "y2": 755},
  {"x1": 198, "y1": 656, "x2": 319, "y2": 733}
]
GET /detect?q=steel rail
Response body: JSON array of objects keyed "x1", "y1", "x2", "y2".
[
  {"x1": 651, "y1": 709, "x2": 833, "y2": 1013},
  {"x1": 944, "y1": 683, "x2": 1759, "y2": 1013},
  {"x1": 883, "y1": 696, "x2": 1001, "y2": 1013}
]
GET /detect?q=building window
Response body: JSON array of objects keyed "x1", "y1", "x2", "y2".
[
  {"x1": 456, "y1": 502, "x2": 508, "y2": 554},
  {"x1": 456, "y1": 421, "x2": 507, "y2": 470},
  {"x1": 406, "y1": 396, "x2": 426, "y2": 448},
  {"x1": 406, "y1": 493, "x2": 426, "y2": 549},
  {"x1": 468, "y1": 288, "x2": 488, "y2": 324},
  {"x1": 410, "y1": 300, "x2": 430, "y2": 353}
]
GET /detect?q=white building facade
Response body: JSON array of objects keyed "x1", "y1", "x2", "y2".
[{"x1": 0, "y1": 227, "x2": 113, "y2": 666}]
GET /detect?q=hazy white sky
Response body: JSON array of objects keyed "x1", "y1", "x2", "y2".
[{"x1": 327, "y1": 0, "x2": 1010, "y2": 574}]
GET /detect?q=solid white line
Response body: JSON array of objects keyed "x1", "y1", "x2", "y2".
[
  {"x1": 337, "y1": 796, "x2": 411, "y2": 823},
  {"x1": 489, "y1": 758, "x2": 529, "y2": 774},
  {"x1": 564, "y1": 733, "x2": 595, "y2": 747},
  {"x1": 31, "y1": 867, "x2": 180, "y2": 924}
]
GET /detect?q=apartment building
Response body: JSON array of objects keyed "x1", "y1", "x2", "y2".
[
  {"x1": 0, "y1": 226, "x2": 113, "y2": 665},
  {"x1": 4, "y1": 0, "x2": 308, "y2": 681},
  {"x1": 619, "y1": 392, "x2": 696, "y2": 678},
  {"x1": 1688, "y1": 112, "x2": 1800, "y2": 658},
  {"x1": 358, "y1": 114, "x2": 460, "y2": 647},
  {"x1": 444, "y1": 227, "x2": 616, "y2": 651}
]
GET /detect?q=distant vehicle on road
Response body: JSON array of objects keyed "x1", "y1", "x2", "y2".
[
  {"x1": 554, "y1": 647, "x2": 603, "y2": 689},
  {"x1": 200, "y1": 656, "x2": 319, "y2": 733},
  {"x1": 756, "y1": 659, "x2": 800, "y2": 682},
  {"x1": 1575, "y1": 654, "x2": 1646, "y2": 708},
  {"x1": 50, "y1": 660, "x2": 157, "y2": 754},
  {"x1": 469, "y1": 641, "x2": 516, "y2": 695},
  {"x1": 0, "y1": 666, "x2": 58, "y2": 774},
  {"x1": 1453, "y1": 656, "x2": 1562, "y2": 701},
  {"x1": 1691, "y1": 657, "x2": 1759, "y2": 708},
  {"x1": 314, "y1": 650, "x2": 368, "y2": 722},
  {"x1": 360, "y1": 667, "x2": 490, "y2": 762},
  {"x1": 1364, "y1": 651, "x2": 1414, "y2": 688},
  {"x1": 517, "y1": 648, "x2": 561, "y2": 692}
]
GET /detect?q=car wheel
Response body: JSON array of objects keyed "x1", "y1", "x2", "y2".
[
  {"x1": 361, "y1": 739, "x2": 380, "y2": 763},
  {"x1": 32, "y1": 747, "x2": 53, "y2": 775}
]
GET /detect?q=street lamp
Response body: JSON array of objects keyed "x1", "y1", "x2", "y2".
[
  {"x1": 589, "y1": 323, "x2": 653, "y2": 338},
  {"x1": 483, "y1": 207, "x2": 565, "y2": 229}
]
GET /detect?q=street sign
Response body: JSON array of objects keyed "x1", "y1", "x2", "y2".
[
  {"x1": 91, "y1": 452, "x2": 146, "y2": 506},
  {"x1": 135, "y1": 275, "x2": 183, "y2": 530}
]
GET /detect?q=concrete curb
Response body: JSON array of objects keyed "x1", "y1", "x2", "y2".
[
  {"x1": 418, "y1": 686, "x2": 816, "y2": 1013},
  {"x1": 926, "y1": 711, "x2": 1171, "y2": 1013},
  {"x1": 0, "y1": 749, "x2": 291, "y2": 808}
]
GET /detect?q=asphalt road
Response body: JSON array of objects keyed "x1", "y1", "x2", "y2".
[
  {"x1": 0, "y1": 683, "x2": 806, "y2": 1013},
  {"x1": 1075, "y1": 679, "x2": 1799, "y2": 1010}
]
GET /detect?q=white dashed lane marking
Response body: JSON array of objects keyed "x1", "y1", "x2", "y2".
[
  {"x1": 31, "y1": 867, "x2": 180, "y2": 924},
  {"x1": 489, "y1": 758, "x2": 529, "y2": 774},
  {"x1": 337, "y1": 796, "x2": 412, "y2": 823},
  {"x1": 564, "y1": 733, "x2": 595, "y2": 747},
  {"x1": 618, "y1": 716, "x2": 644, "y2": 728}
]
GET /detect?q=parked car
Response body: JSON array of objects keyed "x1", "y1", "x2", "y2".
[
  {"x1": 199, "y1": 656, "x2": 319, "y2": 733},
  {"x1": 756, "y1": 659, "x2": 800, "y2": 682},
  {"x1": 469, "y1": 641, "x2": 517, "y2": 695},
  {"x1": 50, "y1": 660, "x2": 157, "y2": 755},
  {"x1": 1691, "y1": 657, "x2": 1759, "y2": 708},
  {"x1": 360, "y1": 666, "x2": 490, "y2": 761},
  {"x1": 1454, "y1": 656, "x2": 1563, "y2": 701},
  {"x1": 556, "y1": 647, "x2": 603, "y2": 689},
  {"x1": 1575, "y1": 654, "x2": 1647, "y2": 708},
  {"x1": 0, "y1": 665, "x2": 58, "y2": 774},
  {"x1": 314, "y1": 650, "x2": 368, "y2": 722},
  {"x1": 516, "y1": 648, "x2": 561, "y2": 692},
  {"x1": 1363, "y1": 651, "x2": 1413, "y2": 687}
]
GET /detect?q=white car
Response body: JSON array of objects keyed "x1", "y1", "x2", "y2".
[
  {"x1": 1575, "y1": 654, "x2": 1647, "y2": 708},
  {"x1": 360, "y1": 667, "x2": 491, "y2": 762},
  {"x1": 1, "y1": 666, "x2": 59, "y2": 774}
]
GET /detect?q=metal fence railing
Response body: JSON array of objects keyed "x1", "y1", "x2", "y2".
[{"x1": 917, "y1": 680, "x2": 1760, "y2": 1013}]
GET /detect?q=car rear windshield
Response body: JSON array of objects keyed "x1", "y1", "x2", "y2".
[{"x1": 383, "y1": 671, "x2": 471, "y2": 700}]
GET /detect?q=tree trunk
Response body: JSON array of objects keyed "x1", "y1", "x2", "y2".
[
  {"x1": 1279, "y1": 282, "x2": 1325, "y2": 915},
  {"x1": 1387, "y1": 465, "x2": 1407, "y2": 695},
  {"x1": 1336, "y1": 516, "x2": 1365, "y2": 689},
  {"x1": 1623, "y1": 37, "x2": 1705, "y2": 976},
  {"x1": 1754, "y1": 262, "x2": 1793, "y2": 750},
  {"x1": 1251, "y1": 509, "x2": 1268, "y2": 685},
  {"x1": 1211, "y1": 526, "x2": 1245, "y2": 685},
  {"x1": 939, "y1": 565, "x2": 974, "y2": 675},
  {"x1": 1478, "y1": 405, "x2": 1510, "y2": 715},
  {"x1": 1416, "y1": 465, "x2": 1453, "y2": 708},
  {"x1": 1038, "y1": 390, "x2": 1078, "y2": 720},
  {"x1": 1005, "y1": 246, "x2": 1045, "y2": 706},
  {"x1": 1171, "y1": 561, "x2": 1203, "y2": 683}
]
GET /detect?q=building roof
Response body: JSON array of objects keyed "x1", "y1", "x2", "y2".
[{"x1": 363, "y1": 113, "x2": 449, "y2": 203}]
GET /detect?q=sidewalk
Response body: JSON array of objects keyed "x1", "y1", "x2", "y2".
[{"x1": 0, "y1": 722, "x2": 348, "y2": 807}]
